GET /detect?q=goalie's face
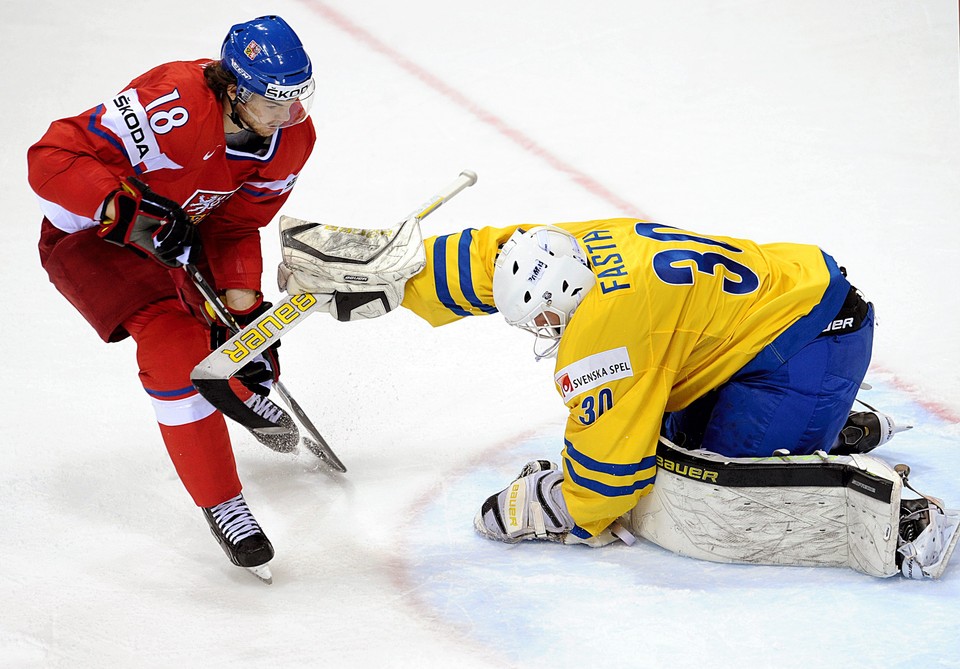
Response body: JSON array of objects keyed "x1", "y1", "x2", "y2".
[
  {"x1": 534, "y1": 311, "x2": 562, "y2": 329},
  {"x1": 522, "y1": 309, "x2": 566, "y2": 360}
]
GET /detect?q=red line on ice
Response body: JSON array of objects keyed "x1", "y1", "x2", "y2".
[
  {"x1": 301, "y1": 1, "x2": 959, "y2": 424},
  {"x1": 872, "y1": 365, "x2": 960, "y2": 424},
  {"x1": 302, "y1": 0, "x2": 644, "y2": 217}
]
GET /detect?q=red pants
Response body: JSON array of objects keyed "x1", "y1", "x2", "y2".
[
  {"x1": 124, "y1": 301, "x2": 244, "y2": 507},
  {"x1": 40, "y1": 220, "x2": 245, "y2": 507}
]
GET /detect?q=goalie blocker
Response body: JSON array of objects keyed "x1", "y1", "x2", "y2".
[{"x1": 625, "y1": 437, "x2": 959, "y2": 579}]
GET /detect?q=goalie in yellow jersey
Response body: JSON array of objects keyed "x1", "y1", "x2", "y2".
[
  {"x1": 277, "y1": 215, "x2": 957, "y2": 578},
  {"x1": 402, "y1": 220, "x2": 884, "y2": 540}
]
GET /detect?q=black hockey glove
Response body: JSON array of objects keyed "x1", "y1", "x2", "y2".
[
  {"x1": 210, "y1": 299, "x2": 281, "y2": 396},
  {"x1": 98, "y1": 177, "x2": 201, "y2": 268}
]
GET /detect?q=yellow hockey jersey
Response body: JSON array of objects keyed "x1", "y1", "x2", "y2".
[{"x1": 402, "y1": 218, "x2": 836, "y2": 538}]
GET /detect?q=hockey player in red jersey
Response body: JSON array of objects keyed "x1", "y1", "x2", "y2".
[{"x1": 28, "y1": 15, "x2": 317, "y2": 582}]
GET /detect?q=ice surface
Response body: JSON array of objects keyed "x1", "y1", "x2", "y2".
[{"x1": 3, "y1": 1, "x2": 958, "y2": 667}]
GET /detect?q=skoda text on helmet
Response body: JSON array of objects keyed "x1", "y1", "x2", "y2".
[
  {"x1": 221, "y1": 15, "x2": 316, "y2": 129},
  {"x1": 492, "y1": 226, "x2": 596, "y2": 360}
]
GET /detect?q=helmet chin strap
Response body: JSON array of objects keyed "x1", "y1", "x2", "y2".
[{"x1": 228, "y1": 96, "x2": 249, "y2": 132}]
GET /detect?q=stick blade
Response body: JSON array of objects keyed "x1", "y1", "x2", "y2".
[{"x1": 303, "y1": 437, "x2": 347, "y2": 473}]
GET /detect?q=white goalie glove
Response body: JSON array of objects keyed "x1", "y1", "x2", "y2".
[
  {"x1": 474, "y1": 460, "x2": 633, "y2": 547},
  {"x1": 276, "y1": 214, "x2": 427, "y2": 321}
]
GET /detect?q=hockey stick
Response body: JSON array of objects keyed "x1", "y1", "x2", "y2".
[
  {"x1": 185, "y1": 263, "x2": 347, "y2": 472},
  {"x1": 190, "y1": 169, "x2": 478, "y2": 465},
  {"x1": 192, "y1": 169, "x2": 477, "y2": 381}
]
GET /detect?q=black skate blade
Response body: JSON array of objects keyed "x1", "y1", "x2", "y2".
[{"x1": 303, "y1": 437, "x2": 347, "y2": 473}]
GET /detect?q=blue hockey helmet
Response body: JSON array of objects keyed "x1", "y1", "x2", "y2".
[{"x1": 221, "y1": 16, "x2": 315, "y2": 111}]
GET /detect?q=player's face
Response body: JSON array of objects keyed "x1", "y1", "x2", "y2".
[
  {"x1": 236, "y1": 95, "x2": 308, "y2": 137},
  {"x1": 231, "y1": 80, "x2": 316, "y2": 137}
]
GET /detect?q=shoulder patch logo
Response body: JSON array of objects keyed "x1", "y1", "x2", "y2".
[{"x1": 554, "y1": 346, "x2": 633, "y2": 402}]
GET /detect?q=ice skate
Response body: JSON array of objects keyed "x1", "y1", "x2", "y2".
[
  {"x1": 831, "y1": 409, "x2": 911, "y2": 455},
  {"x1": 895, "y1": 465, "x2": 960, "y2": 579},
  {"x1": 203, "y1": 493, "x2": 275, "y2": 583},
  {"x1": 243, "y1": 394, "x2": 299, "y2": 453}
]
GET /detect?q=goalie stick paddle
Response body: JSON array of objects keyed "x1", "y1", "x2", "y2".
[
  {"x1": 190, "y1": 169, "x2": 478, "y2": 465},
  {"x1": 185, "y1": 264, "x2": 347, "y2": 472}
]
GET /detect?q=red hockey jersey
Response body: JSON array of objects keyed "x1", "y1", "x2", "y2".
[{"x1": 28, "y1": 59, "x2": 315, "y2": 292}]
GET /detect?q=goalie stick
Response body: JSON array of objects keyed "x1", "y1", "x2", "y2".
[
  {"x1": 190, "y1": 169, "x2": 478, "y2": 467},
  {"x1": 185, "y1": 263, "x2": 347, "y2": 472}
]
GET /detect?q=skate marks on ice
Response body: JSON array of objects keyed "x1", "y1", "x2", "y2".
[{"x1": 393, "y1": 375, "x2": 960, "y2": 668}]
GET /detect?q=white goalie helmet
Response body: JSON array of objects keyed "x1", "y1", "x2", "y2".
[{"x1": 492, "y1": 226, "x2": 596, "y2": 359}]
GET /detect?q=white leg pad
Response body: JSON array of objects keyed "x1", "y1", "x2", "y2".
[{"x1": 625, "y1": 438, "x2": 902, "y2": 577}]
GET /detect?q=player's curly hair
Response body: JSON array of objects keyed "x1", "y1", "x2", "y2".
[{"x1": 203, "y1": 61, "x2": 237, "y2": 100}]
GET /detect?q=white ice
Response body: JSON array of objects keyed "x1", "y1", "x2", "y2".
[{"x1": 3, "y1": 1, "x2": 959, "y2": 667}]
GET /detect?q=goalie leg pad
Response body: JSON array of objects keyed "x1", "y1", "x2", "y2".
[{"x1": 626, "y1": 438, "x2": 906, "y2": 577}]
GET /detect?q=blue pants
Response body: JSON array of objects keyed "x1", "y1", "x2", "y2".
[{"x1": 663, "y1": 304, "x2": 874, "y2": 458}]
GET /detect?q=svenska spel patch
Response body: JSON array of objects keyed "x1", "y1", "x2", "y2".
[{"x1": 554, "y1": 346, "x2": 633, "y2": 402}]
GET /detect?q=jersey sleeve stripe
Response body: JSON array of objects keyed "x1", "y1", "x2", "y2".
[
  {"x1": 38, "y1": 196, "x2": 98, "y2": 233},
  {"x1": 86, "y1": 105, "x2": 127, "y2": 160},
  {"x1": 432, "y1": 235, "x2": 472, "y2": 317},
  {"x1": 240, "y1": 184, "x2": 287, "y2": 198},
  {"x1": 241, "y1": 175, "x2": 298, "y2": 198},
  {"x1": 569, "y1": 525, "x2": 594, "y2": 539},
  {"x1": 457, "y1": 229, "x2": 498, "y2": 314},
  {"x1": 564, "y1": 438, "x2": 657, "y2": 476},
  {"x1": 564, "y1": 455, "x2": 656, "y2": 497}
]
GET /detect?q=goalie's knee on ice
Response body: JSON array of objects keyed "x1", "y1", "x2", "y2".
[{"x1": 627, "y1": 438, "x2": 957, "y2": 578}]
